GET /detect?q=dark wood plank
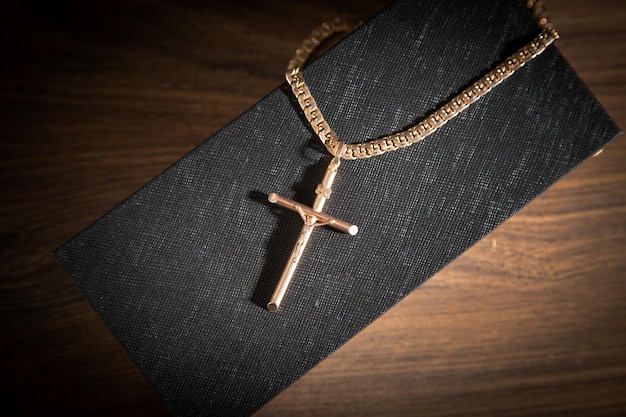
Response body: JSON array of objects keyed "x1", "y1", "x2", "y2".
[{"x1": 0, "y1": 1, "x2": 623, "y2": 416}]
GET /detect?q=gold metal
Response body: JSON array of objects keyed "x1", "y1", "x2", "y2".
[
  {"x1": 527, "y1": 0, "x2": 552, "y2": 29},
  {"x1": 267, "y1": 2, "x2": 558, "y2": 311},
  {"x1": 267, "y1": 147, "x2": 356, "y2": 311},
  {"x1": 285, "y1": 11, "x2": 558, "y2": 160},
  {"x1": 268, "y1": 193, "x2": 358, "y2": 235}
]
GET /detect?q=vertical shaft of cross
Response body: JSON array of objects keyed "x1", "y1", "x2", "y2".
[
  {"x1": 266, "y1": 221, "x2": 316, "y2": 312},
  {"x1": 267, "y1": 151, "x2": 357, "y2": 312}
]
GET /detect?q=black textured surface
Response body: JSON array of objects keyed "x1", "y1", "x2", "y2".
[{"x1": 54, "y1": 0, "x2": 620, "y2": 416}]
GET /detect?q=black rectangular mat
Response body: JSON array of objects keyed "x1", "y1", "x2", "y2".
[{"x1": 54, "y1": 0, "x2": 620, "y2": 415}]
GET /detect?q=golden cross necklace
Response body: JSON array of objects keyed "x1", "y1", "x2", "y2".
[{"x1": 267, "y1": 2, "x2": 559, "y2": 311}]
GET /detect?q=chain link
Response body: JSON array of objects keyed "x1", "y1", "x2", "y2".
[{"x1": 286, "y1": 4, "x2": 559, "y2": 160}]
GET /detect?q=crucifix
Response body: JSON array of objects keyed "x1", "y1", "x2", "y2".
[
  {"x1": 265, "y1": 11, "x2": 557, "y2": 311},
  {"x1": 267, "y1": 146, "x2": 358, "y2": 312}
]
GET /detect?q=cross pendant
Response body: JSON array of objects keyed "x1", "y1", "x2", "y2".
[{"x1": 267, "y1": 152, "x2": 358, "y2": 311}]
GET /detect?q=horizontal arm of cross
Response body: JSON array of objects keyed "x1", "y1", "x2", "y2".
[{"x1": 268, "y1": 192, "x2": 358, "y2": 236}]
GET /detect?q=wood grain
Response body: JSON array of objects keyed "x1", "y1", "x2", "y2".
[{"x1": 1, "y1": 1, "x2": 624, "y2": 416}]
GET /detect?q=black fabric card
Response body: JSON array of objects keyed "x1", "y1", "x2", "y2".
[{"x1": 54, "y1": 0, "x2": 620, "y2": 415}]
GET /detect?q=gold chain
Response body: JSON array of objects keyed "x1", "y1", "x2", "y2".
[{"x1": 286, "y1": 2, "x2": 559, "y2": 160}]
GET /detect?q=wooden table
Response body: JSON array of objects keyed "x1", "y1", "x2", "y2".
[{"x1": 1, "y1": 1, "x2": 624, "y2": 416}]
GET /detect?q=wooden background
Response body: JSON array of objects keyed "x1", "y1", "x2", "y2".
[{"x1": 1, "y1": 1, "x2": 624, "y2": 416}]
